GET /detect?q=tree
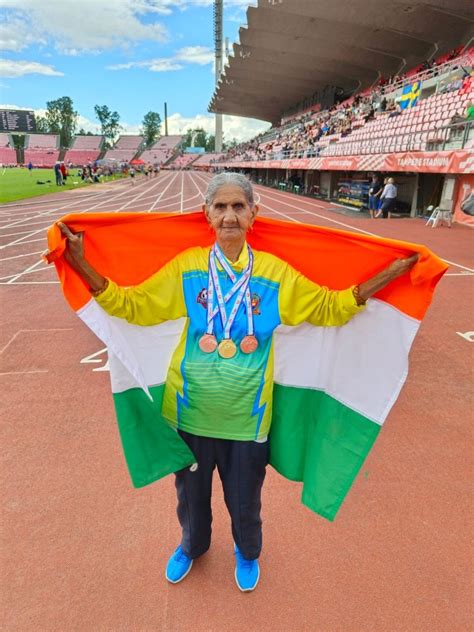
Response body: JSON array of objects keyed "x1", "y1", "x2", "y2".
[
  {"x1": 205, "y1": 134, "x2": 215, "y2": 152},
  {"x1": 182, "y1": 128, "x2": 215, "y2": 152},
  {"x1": 141, "y1": 111, "x2": 161, "y2": 148},
  {"x1": 94, "y1": 105, "x2": 121, "y2": 148},
  {"x1": 78, "y1": 128, "x2": 94, "y2": 136},
  {"x1": 35, "y1": 115, "x2": 49, "y2": 133},
  {"x1": 224, "y1": 137, "x2": 238, "y2": 151},
  {"x1": 44, "y1": 96, "x2": 78, "y2": 148}
]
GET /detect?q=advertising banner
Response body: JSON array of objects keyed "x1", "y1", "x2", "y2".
[{"x1": 223, "y1": 150, "x2": 473, "y2": 175}]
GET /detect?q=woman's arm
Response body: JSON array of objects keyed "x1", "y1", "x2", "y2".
[
  {"x1": 58, "y1": 222, "x2": 186, "y2": 325},
  {"x1": 357, "y1": 254, "x2": 418, "y2": 303},
  {"x1": 58, "y1": 222, "x2": 107, "y2": 294},
  {"x1": 279, "y1": 254, "x2": 419, "y2": 327}
]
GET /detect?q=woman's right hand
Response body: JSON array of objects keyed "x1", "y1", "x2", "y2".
[
  {"x1": 57, "y1": 222, "x2": 107, "y2": 293},
  {"x1": 58, "y1": 222, "x2": 85, "y2": 267}
]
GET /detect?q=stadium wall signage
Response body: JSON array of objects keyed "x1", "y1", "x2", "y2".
[{"x1": 223, "y1": 150, "x2": 473, "y2": 175}]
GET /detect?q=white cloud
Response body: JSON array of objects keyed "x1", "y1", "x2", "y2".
[
  {"x1": 0, "y1": 59, "x2": 64, "y2": 78},
  {"x1": 108, "y1": 46, "x2": 213, "y2": 72},
  {"x1": 0, "y1": 1, "x2": 256, "y2": 54},
  {"x1": 175, "y1": 46, "x2": 214, "y2": 65},
  {"x1": 0, "y1": 0, "x2": 168, "y2": 54},
  {"x1": 167, "y1": 112, "x2": 269, "y2": 143},
  {"x1": 0, "y1": 17, "x2": 45, "y2": 52},
  {"x1": 108, "y1": 59, "x2": 184, "y2": 72}
]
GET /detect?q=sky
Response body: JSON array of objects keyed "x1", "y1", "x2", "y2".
[{"x1": 0, "y1": 0, "x2": 270, "y2": 142}]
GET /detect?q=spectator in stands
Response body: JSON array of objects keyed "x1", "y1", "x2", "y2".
[
  {"x1": 376, "y1": 177, "x2": 397, "y2": 219},
  {"x1": 54, "y1": 162, "x2": 63, "y2": 186},
  {"x1": 368, "y1": 175, "x2": 383, "y2": 219},
  {"x1": 388, "y1": 103, "x2": 402, "y2": 118},
  {"x1": 364, "y1": 106, "x2": 375, "y2": 123},
  {"x1": 377, "y1": 97, "x2": 387, "y2": 112}
]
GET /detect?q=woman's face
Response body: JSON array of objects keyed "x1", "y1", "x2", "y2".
[{"x1": 204, "y1": 184, "x2": 258, "y2": 244}]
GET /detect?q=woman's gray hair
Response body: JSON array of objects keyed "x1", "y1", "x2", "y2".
[{"x1": 205, "y1": 172, "x2": 255, "y2": 206}]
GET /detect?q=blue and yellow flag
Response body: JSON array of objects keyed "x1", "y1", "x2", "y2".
[{"x1": 399, "y1": 81, "x2": 421, "y2": 109}]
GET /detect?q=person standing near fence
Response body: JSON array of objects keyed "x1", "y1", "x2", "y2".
[
  {"x1": 54, "y1": 162, "x2": 62, "y2": 186},
  {"x1": 376, "y1": 177, "x2": 397, "y2": 219},
  {"x1": 368, "y1": 175, "x2": 383, "y2": 219}
]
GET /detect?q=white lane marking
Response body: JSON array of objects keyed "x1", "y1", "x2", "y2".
[
  {"x1": 0, "y1": 228, "x2": 48, "y2": 238},
  {"x1": 0, "y1": 280, "x2": 59, "y2": 284},
  {"x1": 0, "y1": 173, "x2": 172, "y2": 268},
  {"x1": 1, "y1": 238, "x2": 46, "y2": 248},
  {"x1": 0, "y1": 370, "x2": 49, "y2": 376},
  {"x1": 180, "y1": 172, "x2": 185, "y2": 212},
  {"x1": 440, "y1": 260, "x2": 474, "y2": 273},
  {"x1": 456, "y1": 331, "x2": 474, "y2": 341},
  {"x1": 256, "y1": 186, "x2": 376, "y2": 235},
  {"x1": 0, "y1": 183, "x2": 126, "y2": 231},
  {"x1": 113, "y1": 172, "x2": 173, "y2": 212},
  {"x1": 5, "y1": 260, "x2": 50, "y2": 283},
  {"x1": 444, "y1": 272, "x2": 474, "y2": 276},
  {"x1": 0, "y1": 328, "x2": 73, "y2": 354},
  {"x1": 256, "y1": 185, "x2": 474, "y2": 273},
  {"x1": 0, "y1": 250, "x2": 43, "y2": 261},
  {"x1": 148, "y1": 171, "x2": 181, "y2": 211},
  {"x1": 80, "y1": 348, "x2": 110, "y2": 372}
]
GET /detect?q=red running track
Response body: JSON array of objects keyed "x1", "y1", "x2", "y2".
[{"x1": 1, "y1": 171, "x2": 472, "y2": 631}]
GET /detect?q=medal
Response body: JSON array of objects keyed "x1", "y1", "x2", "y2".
[
  {"x1": 240, "y1": 335, "x2": 258, "y2": 354},
  {"x1": 218, "y1": 339, "x2": 237, "y2": 359},
  {"x1": 199, "y1": 334, "x2": 218, "y2": 353},
  {"x1": 200, "y1": 243, "x2": 256, "y2": 358}
]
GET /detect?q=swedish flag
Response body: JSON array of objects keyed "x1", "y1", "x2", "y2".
[{"x1": 399, "y1": 81, "x2": 421, "y2": 109}]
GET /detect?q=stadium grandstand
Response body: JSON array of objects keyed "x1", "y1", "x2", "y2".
[
  {"x1": 138, "y1": 135, "x2": 182, "y2": 165},
  {"x1": 103, "y1": 135, "x2": 144, "y2": 162},
  {"x1": 192, "y1": 152, "x2": 225, "y2": 169},
  {"x1": 63, "y1": 135, "x2": 104, "y2": 166},
  {"x1": 207, "y1": 0, "x2": 473, "y2": 220},
  {"x1": 167, "y1": 153, "x2": 200, "y2": 169},
  {"x1": 0, "y1": 133, "x2": 16, "y2": 166},
  {"x1": 24, "y1": 134, "x2": 60, "y2": 167}
]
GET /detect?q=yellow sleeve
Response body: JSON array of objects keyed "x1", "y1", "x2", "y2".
[
  {"x1": 94, "y1": 255, "x2": 186, "y2": 326},
  {"x1": 279, "y1": 263, "x2": 365, "y2": 327}
]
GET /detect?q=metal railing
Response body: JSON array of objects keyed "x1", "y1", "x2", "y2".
[{"x1": 380, "y1": 52, "x2": 473, "y2": 96}]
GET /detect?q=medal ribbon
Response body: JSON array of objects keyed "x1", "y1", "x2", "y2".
[{"x1": 205, "y1": 244, "x2": 254, "y2": 339}]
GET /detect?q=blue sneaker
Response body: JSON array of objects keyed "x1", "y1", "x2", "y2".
[
  {"x1": 165, "y1": 545, "x2": 193, "y2": 584},
  {"x1": 234, "y1": 544, "x2": 260, "y2": 592}
]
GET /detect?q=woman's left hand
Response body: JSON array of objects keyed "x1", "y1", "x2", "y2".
[{"x1": 386, "y1": 253, "x2": 419, "y2": 279}]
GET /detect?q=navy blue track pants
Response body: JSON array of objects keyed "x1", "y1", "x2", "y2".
[{"x1": 175, "y1": 429, "x2": 269, "y2": 561}]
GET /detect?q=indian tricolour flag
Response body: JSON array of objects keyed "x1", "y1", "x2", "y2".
[{"x1": 46, "y1": 211, "x2": 447, "y2": 521}]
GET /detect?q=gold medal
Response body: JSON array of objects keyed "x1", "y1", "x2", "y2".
[{"x1": 218, "y1": 338, "x2": 237, "y2": 359}]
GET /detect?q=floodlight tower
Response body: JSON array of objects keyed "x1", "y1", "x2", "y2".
[{"x1": 214, "y1": 0, "x2": 223, "y2": 152}]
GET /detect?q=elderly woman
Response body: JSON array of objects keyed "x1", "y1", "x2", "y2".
[{"x1": 59, "y1": 172, "x2": 416, "y2": 592}]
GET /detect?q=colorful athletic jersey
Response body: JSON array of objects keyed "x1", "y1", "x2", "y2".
[{"x1": 95, "y1": 245, "x2": 364, "y2": 441}]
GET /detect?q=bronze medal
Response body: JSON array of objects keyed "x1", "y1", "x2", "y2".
[
  {"x1": 218, "y1": 338, "x2": 237, "y2": 359},
  {"x1": 240, "y1": 335, "x2": 258, "y2": 354},
  {"x1": 198, "y1": 334, "x2": 218, "y2": 353}
]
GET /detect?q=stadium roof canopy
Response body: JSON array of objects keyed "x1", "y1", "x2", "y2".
[{"x1": 209, "y1": 0, "x2": 474, "y2": 123}]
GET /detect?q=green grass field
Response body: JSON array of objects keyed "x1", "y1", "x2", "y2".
[{"x1": 0, "y1": 167, "x2": 125, "y2": 203}]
